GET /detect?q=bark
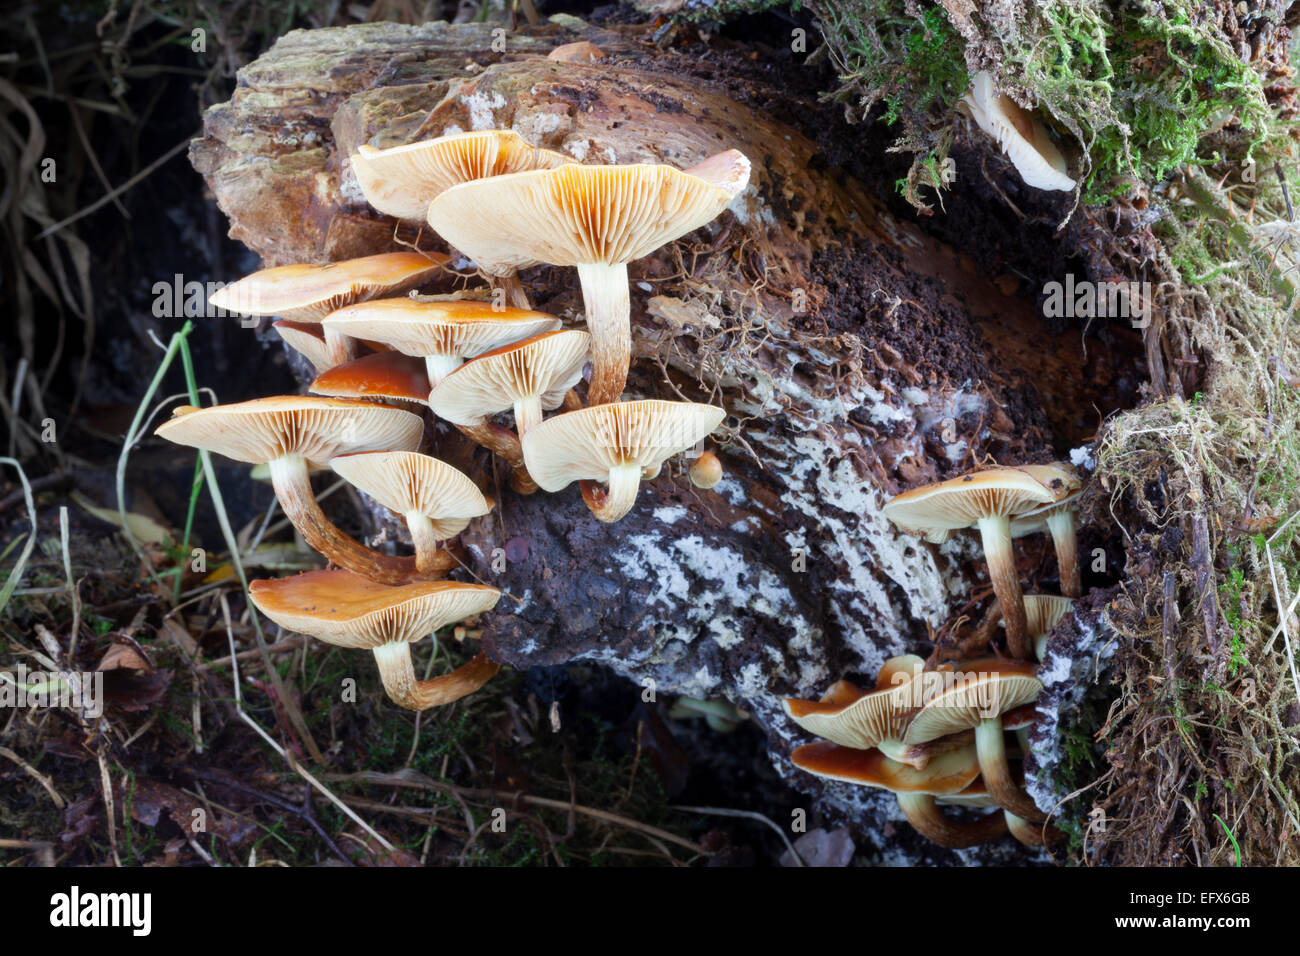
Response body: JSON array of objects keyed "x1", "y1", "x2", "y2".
[{"x1": 191, "y1": 18, "x2": 1137, "y2": 863}]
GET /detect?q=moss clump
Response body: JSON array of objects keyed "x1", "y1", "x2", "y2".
[{"x1": 806, "y1": 0, "x2": 1273, "y2": 207}]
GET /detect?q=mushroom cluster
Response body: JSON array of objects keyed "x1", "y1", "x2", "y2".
[
  {"x1": 158, "y1": 128, "x2": 746, "y2": 711},
  {"x1": 784, "y1": 463, "x2": 1084, "y2": 849}
]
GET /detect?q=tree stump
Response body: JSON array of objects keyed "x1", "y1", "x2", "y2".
[{"x1": 191, "y1": 17, "x2": 1140, "y2": 862}]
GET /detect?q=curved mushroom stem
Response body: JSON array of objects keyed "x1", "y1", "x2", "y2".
[
  {"x1": 425, "y1": 353, "x2": 463, "y2": 388},
  {"x1": 576, "y1": 261, "x2": 631, "y2": 407},
  {"x1": 513, "y1": 396, "x2": 543, "y2": 436},
  {"x1": 976, "y1": 514, "x2": 1030, "y2": 659},
  {"x1": 974, "y1": 717, "x2": 1046, "y2": 822},
  {"x1": 406, "y1": 511, "x2": 452, "y2": 575},
  {"x1": 1045, "y1": 507, "x2": 1082, "y2": 598},
  {"x1": 371, "y1": 643, "x2": 500, "y2": 711},
  {"x1": 268, "y1": 455, "x2": 455, "y2": 584},
  {"x1": 895, "y1": 793, "x2": 1009, "y2": 848},
  {"x1": 321, "y1": 326, "x2": 358, "y2": 369},
  {"x1": 1005, "y1": 811, "x2": 1064, "y2": 848},
  {"x1": 456, "y1": 422, "x2": 538, "y2": 494},
  {"x1": 496, "y1": 272, "x2": 532, "y2": 311},
  {"x1": 580, "y1": 462, "x2": 642, "y2": 522}
]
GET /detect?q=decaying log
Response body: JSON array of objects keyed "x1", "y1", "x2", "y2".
[{"x1": 191, "y1": 18, "x2": 1138, "y2": 862}]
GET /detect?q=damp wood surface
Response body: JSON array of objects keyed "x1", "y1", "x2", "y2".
[{"x1": 190, "y1": 17, "x2": 1142, "y2": 863}]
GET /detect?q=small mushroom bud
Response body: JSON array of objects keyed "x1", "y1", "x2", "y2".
[{"x1": 690, "y1": 451, "x2": 723, "y2": 489}]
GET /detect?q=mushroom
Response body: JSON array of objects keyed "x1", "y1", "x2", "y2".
[
  {"x1": 426, "y1": 150, "x2": 751, "y2": 406},
  {"x1": 351, "y1": 130, "x2": 576, "y2": 308},
  {"x1": 900, "y1": 658, "x2": 1046, "y2": 822},
  {"x1": 309, "y1": 350, "x2": 432, "y2": 414},
  {"x1": 960, "y1": 72, "x2": 1075, "y2": 192},
  {"x1": 209, "y1": 252, "x2": 447, "y2": 368},
  {"x1": 784, "y1": 655, "x2": 973, "y2": 769},
  {"x1": 272, "y1": 320, "x2": 333, "y2": 374},
  {"x1": 351, "y1": 130, "x2": 574, "y2": 221},
  {"x1": 977, "y1": 593, "x2": 1075, "y2": 661},
  {"x1": 883, "y1": 466, "x2": 1071, "y2": 660},
  {"x1": 521, "y1": 400, "x2": 726, "y2": 522},
  {"x1": 689, "y1": 450, "x2": 723, "y2": 489},
  {"x1": 1010, "y1": 464, "x2": 1083, "y2": 598},
  {"x1": 791, "y1": 742, "x2": 1008, "y2": 848},
  {"x1": 427, "y1": 330, "x2": 590, "y2": 436},
  {"x1": 330, "y1": 451, "x2": 490, "y2": 575},
  {"x1": 154, "y1": 397, "x2": 455, "y2": 584},
  {"x1": 321, "y1": 297, "x2": 560, "y2": 388},
  {"x1": 248, "y1": 569, "x2": 501, "y2": 710}
]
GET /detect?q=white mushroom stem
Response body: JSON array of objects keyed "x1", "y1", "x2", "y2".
[
  {"x1": 321, "y1": 326, "x2": 358, "y2": 369},
  {"x1": 976, "y1": 514, "x2": 1030, "y2": 659},
  {"x1": 268, "y1": 454, "x2": 454, "y2": 584},
  {"x1": 513, "y1": 396, "x2": 544, "y2": 435},
  {"x1": 371, "y1": 642, "x2": 500, "y2": 711},
  {"x1": 405, "y1": 511, "x2": 447, "y2": 575},
  {"x1": 425, "y1": 353, "x2": 464, "y2": 387},
  {"x1": 895, "y1": 793, "x2": 1009, "y2": 848},
  {"x1": 974, "y1": 717, "x2": 1045, "y2": 822},
  {"x1": 580, "y1": 462, "x2": 643, "y2": 523},
  {"x1": 576, "y1": 261, "x2": 632, "y2": 407},
  {"x1": 1045, "y1": 507, "x2": 1082, "y2": 598}
]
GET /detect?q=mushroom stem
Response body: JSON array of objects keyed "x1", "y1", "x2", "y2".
[
  {"x1": 321, "y1": 326, "x2": 358, "y2": 369},
  {"x1": 455, "y1": 422, "x2": 538, "y2": 494},
  {"x1": 976, "y1": 514, "x2": 1030, "y2": 659},
  {"x1": 974, "y1": 718, "x2": 1045, "y2": 822},
  {"x1": 425, "y1": 353, "x2": 463, "y2": 388},
  {"x1": 576, "y1": 261, "x2": 631, "y2": 407},
  {"x1": 878, "y1": 731, "x2": 975, "y2": 771},
  {"x1": 580, "y1": 462, "x2": 642, "y2": 522},
  {"x1": 496, "y1": 272, "x2": 532, "y2": 311},
  {"x1": 371, "y1": 643, "x2": 500, "y2": 711},
  {"x1": 406, "y1": 511, "x2": 450, "y2": 575},
  {"x1": 1005, "y1": 811, "x2": 1064, "y2": 848},
  {"x1": 268, "y1": 454, "x2": 454, "y2": 584},
  {"x1": 513, "y1": 396, "x2": 543, "y2": 436},
  {"x1": 1045, "y1": 507, "x2": 1082, "y2": 598},
  {"x1": 895, "y1": 793, "x2": 1009, "y2": 848}
]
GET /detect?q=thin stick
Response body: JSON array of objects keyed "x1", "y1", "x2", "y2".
[{"x1": 36, "y1": 136, "x2": 191, "y2": 239}]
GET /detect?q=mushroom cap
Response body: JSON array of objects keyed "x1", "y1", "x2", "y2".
[
  {"x1": 1020, "y1": 594, "x2": 1075, "y2": 636},
  {"x1": 248, "y1": 569, "x2": 500, "y2": 649},
  {"x1": 322, "y1": 298, "x2": 560, "y2": 361},
  {"x1": 901, "y1": 660, "x2": 1043, "y2": 745},
  {"x1": 425, "y1": 149, "x2": 751, "y2": 275},
  {"x1": 273, "y1": 320, "x2": 333, "y2": 372},
  {"x1": 521, "y1": 400, "x2": 726, "y2": 492},
  {"x1": 1016, "y1": 461, "x2": 1082, "y2": 501},
  {"x1": 426, "y1": 330, "x2": 590, "y2": 426},
  {"x1": 883, "y1": 467, "x2": 1062, "y2": 542},
  {"x1": 782, "y1": 655, "x2": 925, "y2": 748},
  {"x1": 310, "y1": 351, "x2": 431, "y2": 405},
  {"x1": 209, "y1": 252, "x2": 447, "y2": 322},
  {"x1": 963, "y1": 72, "x2": 1075, "y2": 192},
  {"x1": 790, "y1": 741, "x2": 982, "y2": 795},
  {"x1": 154, "y1": 396, "x2": 423, "y2": 468},
  {"x1": 351, "y1": 130, "x2": 576, "y2": 221},
  {"x1": 330, "y1": 451, "x2": 489, "y2": 539}
]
